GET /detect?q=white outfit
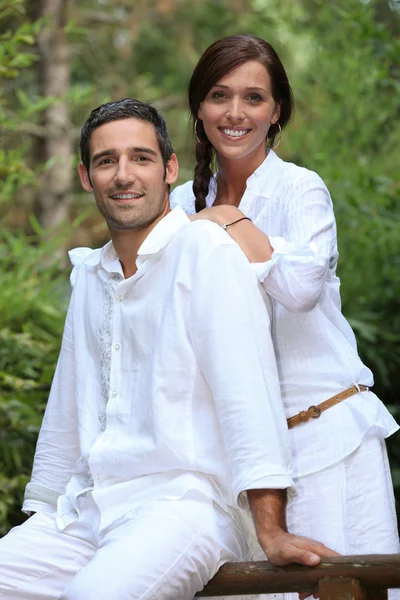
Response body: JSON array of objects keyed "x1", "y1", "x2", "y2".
[
  {"x1": 171, "y1": 152, "x2": 400, "y2": 599},
  {"x1": 171, "y1": 151, "x2": 398, "y2": 477},
  {"x1": 0, "y1": 207, "x2": 294, "y2": 599}
]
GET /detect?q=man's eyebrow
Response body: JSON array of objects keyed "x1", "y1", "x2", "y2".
[
  {"x1": 130, "y1": 146, "x2": 158, "y2": 157},
  {"x1": 91, "y1": 146, "x2": 158, "y2": 164}
]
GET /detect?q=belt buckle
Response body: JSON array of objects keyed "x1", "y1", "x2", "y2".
[{"x1": 308, "y1": 405, "x2": 321, "y2": 419}]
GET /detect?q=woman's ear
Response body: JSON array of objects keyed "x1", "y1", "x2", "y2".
[{"x1": 271, "y1": 103, "x2": 281, "y2": 125}]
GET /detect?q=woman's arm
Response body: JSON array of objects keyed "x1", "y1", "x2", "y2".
[
  {"x1": 190, "y1": 177, "x2": 337, "y2": 313},
  {"x1": 190, "y1": 205, "x2": 273, "y2": 262}
]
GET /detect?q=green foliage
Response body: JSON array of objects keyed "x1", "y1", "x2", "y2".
[
  {"x1": 280, "y1": 0, "x2": 400, "y2": 401},
  {"x1": 0, "y1": 0, "x2": 69, "y2": 534},
  {"x1": 0, "y1": 227, "x2": 69, "y2": 535}
]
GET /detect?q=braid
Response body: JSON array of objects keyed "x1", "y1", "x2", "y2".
[{"x1": 193, "y1": 140, "x2": 213, "y2": 213}]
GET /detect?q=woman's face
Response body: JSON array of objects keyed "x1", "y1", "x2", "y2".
[{"x1": 198, "y1": 60, "x2": 280, "y2": 165}]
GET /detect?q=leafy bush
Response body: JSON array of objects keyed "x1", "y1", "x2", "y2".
[{"x1": 0, "y1": 227, "x2": 69, "y2": 535}]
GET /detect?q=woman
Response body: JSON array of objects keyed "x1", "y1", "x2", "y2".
[{"x1": 171, "y1": 34, "x2": 399, "y2": 570}]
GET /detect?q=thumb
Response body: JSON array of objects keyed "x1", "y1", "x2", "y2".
[{"x1": 294, "y1": 548, "x2": 321, "y2": 567}]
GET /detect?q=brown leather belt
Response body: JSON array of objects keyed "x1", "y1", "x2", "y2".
[{"x1": 287, "y1": 384, "x2": 370, "y2": 430}]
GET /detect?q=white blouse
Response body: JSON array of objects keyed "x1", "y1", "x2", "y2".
[{"x1": 171, "y1": 151, "x2": 398, "y2": 478}]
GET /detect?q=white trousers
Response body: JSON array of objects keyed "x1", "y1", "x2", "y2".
[
  {"x1": 0, "y1": 495, "x2": 247, "y2": 600},
  {"x1": 211, "y1": 427, "x2": 400, "y2": 600}
]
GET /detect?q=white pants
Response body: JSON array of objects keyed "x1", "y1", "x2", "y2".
[
  {"x1": 0, "y1": 495, "x2": 247, "y2": 600},
  {"x1": 212, "y1": 427, "x2": 400, "y2": 600}
]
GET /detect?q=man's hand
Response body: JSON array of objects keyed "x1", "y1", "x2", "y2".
[
  {"x1": 247, "y1": 489, "x2": 340, "y2": 566},
  {"x1": 258, "y1": 529, "x2": 340, "y2": 567},
  {"x1": 247, "y1": 489, "x2": 340, "y2": 599}
]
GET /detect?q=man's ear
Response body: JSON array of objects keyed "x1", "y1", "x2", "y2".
[
  {"x1": 78, "y1": 163, "x2": 93, "y2": 192},
  {"x1": 165, "y1": 153, "x2": 179, "y2": 186}
]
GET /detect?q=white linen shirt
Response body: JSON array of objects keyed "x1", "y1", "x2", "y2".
[
  {"x1": 23, "y1": 206, "x2": 293, "y2": 532},
  {"x1": 171, "y1": 151, "x2": 398, "y2": 478}
]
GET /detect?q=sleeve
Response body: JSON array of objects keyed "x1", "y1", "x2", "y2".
[
  {"x1": 22, "y1": 296, "x2": 80, "y2": 514},
  {"x1": 253, "y1": 174, "x2": 338, "y2": 312},
  {"x1": 189, "y1": 240, "x2": 294, "y2": 507}
]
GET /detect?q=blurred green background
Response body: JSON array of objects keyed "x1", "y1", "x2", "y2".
[{"x1": 1, "y1": 0, "x2": 399, "y2": 535}]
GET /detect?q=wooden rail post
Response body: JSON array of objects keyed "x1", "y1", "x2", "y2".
[{"x1": 318, "y1": 578, "x2": 387, "y2": 600}]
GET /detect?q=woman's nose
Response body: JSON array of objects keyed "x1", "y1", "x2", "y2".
[{"x1": 225, "y1": 98, "x2": 245, "y2": 120}]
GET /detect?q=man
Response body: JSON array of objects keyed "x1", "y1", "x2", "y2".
[{"x1": 0, "y1": 99, "x2": 333, "y2": 600}]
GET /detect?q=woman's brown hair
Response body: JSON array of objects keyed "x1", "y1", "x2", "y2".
[{"x1": 188, "y1": 35, "x2": 294, "y2": 212}]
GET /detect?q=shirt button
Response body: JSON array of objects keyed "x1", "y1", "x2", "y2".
[
  {"x1": 114, "y1": 343, "x2": 120, "y2": 351},
  {"x1": 111, "y1": 390, "x2": 117, "y2": 397},
  {"x1": 97, "y1": 475, "x2": 103, "y2": 482},
  {"x1": 116, "y1": 294, "x2": 123, "y2": 301}
]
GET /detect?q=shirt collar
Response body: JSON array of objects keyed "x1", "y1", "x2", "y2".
[
  {"x1": 72, "y1": 206, "x2": 190, "y2": 275},
  {"x1": 137, "y1": 205, "x2": 190, "y2": 256},
  {"x1": 206, "y1": 149, "x2": 283, "y2": 208}
]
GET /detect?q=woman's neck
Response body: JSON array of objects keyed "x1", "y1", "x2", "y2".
[{"x1": 214, "y1": 149, "x2": 268, "y2": 207}]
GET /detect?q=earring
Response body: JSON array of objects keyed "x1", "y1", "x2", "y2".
[
  {"x1": 267, "y1": 121, "x2": 282, "y2": 150},
  {"x1": 194, "y1": 118, "x2": 208, "y2": 145}
]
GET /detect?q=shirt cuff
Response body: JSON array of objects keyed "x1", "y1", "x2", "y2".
[
  {"x1": 236, "y1": 473, "x2": 296, "y2": 509},
  {"x1": 24, "y1": 482, "x2": 60, "y2": 508},
  {"x1": 22, "y1": 500, "x2": 56, "y2": 515},
  {"x1": 252, "y1": 236, "x2": 317, "y2": 283}
]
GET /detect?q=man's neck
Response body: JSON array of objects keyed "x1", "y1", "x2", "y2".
[{"x1": 109, "y1": 204, "x2": 170, "y2": 279}]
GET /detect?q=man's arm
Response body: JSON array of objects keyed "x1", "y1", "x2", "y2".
[
  {"x1": 23, "y1": 300, "x2": 80, "y2": 514},
  {"x1": 189, "y1": 225, "x2": 338, "y2": 566},
  {"x1": 247, "y1": 489, "x2": 339, "y2": 566}
]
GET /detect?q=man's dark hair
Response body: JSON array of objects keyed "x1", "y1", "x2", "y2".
[{"x1": 80, "y1": 98, "x2": 174, "y2": 174}]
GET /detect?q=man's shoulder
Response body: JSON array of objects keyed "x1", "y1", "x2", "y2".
[
  {"x1": 170, "y1": 219, "x2": 236, "y2": 256},
  {"x1": 68, "y1": 246, "x2": 103, "y2": 287}
]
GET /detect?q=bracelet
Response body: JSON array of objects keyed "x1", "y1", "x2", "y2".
[{"x1": 221, "y1": 216, "x2": 252, "y2": 230}]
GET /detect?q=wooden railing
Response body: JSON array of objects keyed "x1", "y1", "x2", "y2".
[{"x1": 197, "y1": 555, "x2": 400, "y2": 598}]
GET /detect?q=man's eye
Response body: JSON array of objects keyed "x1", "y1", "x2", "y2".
[
  {"x1": 98, "y1": 158, "x2": 113, "y2": 165},
  {"x1": 136, "y1": 156, "x2": 151, "y2": 162}
]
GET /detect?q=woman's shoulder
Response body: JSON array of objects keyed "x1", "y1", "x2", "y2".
[
  {"x1": 268, "y1": 152, "x2": 328, "y2": 192},
  {"x1": 170, "y1": 180, "x2": 196, "y2": 214}
]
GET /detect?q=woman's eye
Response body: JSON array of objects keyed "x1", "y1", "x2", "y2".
[
  {"x1": 211, "y1": 91, "x2": 226, "y2": 100},
  {"x1": 247, "y1": 93, "x2": 262, "y2": 102}
]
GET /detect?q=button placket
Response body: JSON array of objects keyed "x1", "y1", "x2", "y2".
[{"x1": 98, "y1": 273, "x2": 121, "y2": 435}]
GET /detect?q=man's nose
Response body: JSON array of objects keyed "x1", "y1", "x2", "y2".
[{"x1": 114, "y1": 158, "x2": 134, "y2": 187}]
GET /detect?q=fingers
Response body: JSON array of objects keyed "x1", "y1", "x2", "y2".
[
  {"x1": 299, "y1": 592, "x2": 319, "y2": 600},
  {"x1": 298, "y1": 550, "x2": 321, "y2": 566}
]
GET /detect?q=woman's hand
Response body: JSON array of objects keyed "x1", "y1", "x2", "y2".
[
  {"x1": 190, "y1": 206, "x2": 273, "y2": 263},
  {"x1": 189, "y1": 205, "x2": 245, "y2": 226}
]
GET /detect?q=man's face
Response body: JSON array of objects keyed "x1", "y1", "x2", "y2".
[{"x1": 79, "y1": 118, "x2": 178, "y2": 232}]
